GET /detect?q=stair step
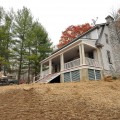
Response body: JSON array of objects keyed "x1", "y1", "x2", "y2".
[{"x1": 37, "y1": 73, "x2": 60, "y2": 83}]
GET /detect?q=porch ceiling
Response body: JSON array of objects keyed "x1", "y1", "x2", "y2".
[
  {"x1": 52, "y1": 55, "x2": 60, "y2": 65},
  {"x1": 64, "y1": 46, "x2": 79, "y2": 63},
  {"x1": 43, "y1": 55, "x2": 60, "y2": 65},
  {"x1": 43, "y1": 43, "x2": 96, "y2": 65},
  {"x1": 84, "y1": 44, "x2": 96, "y2": 52}
]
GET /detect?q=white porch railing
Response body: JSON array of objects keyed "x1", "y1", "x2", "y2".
[
  {"x1": 34, "y1": 57, "x2": 101, "y2": 82},
  {"x1": 33, "y1": 74, "x2": 41, "y2": 83},
  {"x1": 64, "y1": 57, "x2": 101, "y2": 70},
  {"x1": 33, "y1": 69, "x2": 49, "y2": 83},
  {"x1": 42, "y1": 69, "x2": 49, "y2": 78},
  {"x1": 64, "y1": 58, "x2": 80, "y2": 70},
  {"x1": 85, "y1": 57, "x2": 100, "y2": 67}
]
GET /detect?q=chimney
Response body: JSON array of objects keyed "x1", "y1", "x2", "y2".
[{"x1": 105, "y1": 15, "x2": 114, "y2": 23}]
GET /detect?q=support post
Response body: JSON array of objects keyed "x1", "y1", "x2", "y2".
[
  {"x1": 79, "y1": 44, "x2": 82, "y2": 66},
  {"x1": 96, "y1": 48, "x2": 102, "y2": 67},
  {"x1": 81, "y1": 44, "x2": 85, "y2": 65},
  {"x1": 49, "y1": 59, "x2": 52, "y2": 74},
  {"x1": 40, "y1": 63, "x2": 43, "y2": 78},
  {"x1": 60, "y1": 53, "x2": 64, "y2": 71}
]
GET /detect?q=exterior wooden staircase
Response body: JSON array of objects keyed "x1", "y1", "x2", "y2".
[{"x1": 35, "y1": 72, "x2": 61, "y2": 83}]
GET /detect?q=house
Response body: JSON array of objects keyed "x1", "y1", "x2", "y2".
[{"x1": 34, "y1": 16, "x2": 120, "y2": 83}]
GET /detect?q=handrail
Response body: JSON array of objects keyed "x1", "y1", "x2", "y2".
[
  {"x1": 33, "y1": 74, "x2": 41, "y2": 83},
  {"x1": 42, "y1": 69, "x2": 49, "y2": 77},
  {"x1": 64, "y1": 57, "x2": 100, "y2": 70},
  {"x1": 34, "y1": 57, "x2": 101, "y2": 82},
  {"x1": 64, "y1": 58, "x2": 80, "y2": 70},
  {"x1": 33, "y1": 69, "x2": 49, "y2": 82},
  {"x1": 85, "y1": 57, "x2": 100, "y2": 67}
]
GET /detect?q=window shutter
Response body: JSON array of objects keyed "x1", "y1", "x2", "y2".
[
  {"x1": 64, "y1": 72, "x2": 71, "y2": 82},
  {"x1": 88, "y1": 69, "x2": 95, "y2": 80},
  {"x1": 95, "y1": 70, "x2": 101, "y2": 80},
  {"x1": 71, "y1": 70, "x2": 80, "y2": 82}
]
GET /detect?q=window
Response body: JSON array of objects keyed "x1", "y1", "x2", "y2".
[
  {"x1": 64, "y1": 72, "x2": 71, "y2": 82},
  {"x1": 105, "y1": 33, "x2": 109, "y2": 44},
  {"x1": 88, "y1": 69, "x2": 95, "y2": 80},
  {"x1": 64, "y1": 70, "x2": 80, "y2": 82},
  {"x1": 71, "y1": 70, "x2": 80, "y2": 82},
  {"x1": 88, "y1": 69, "x2": 101, "y2": 80},
  {"x1": 95, "y1": 70, "x2": 101, "y2": 80},
  {"x1": 107, "y1": 50, "x2": 112, "y2": 64}
]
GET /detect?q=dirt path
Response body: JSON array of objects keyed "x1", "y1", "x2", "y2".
[{"x1": 0, "y1": 81, "x2": 120, "y2": 120}]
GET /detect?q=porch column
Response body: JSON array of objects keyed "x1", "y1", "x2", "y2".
[
  {"x1": 96, "y1": 48, "x2": 102, "y2": 67},
  {"x1": 79, "y1": 44, "x2": 82, "y2": 66},
  {"x1": 49, "y1": 59, "x2": 52, "y2": 74},
  {"x1": 40, "y1": 63, "x2": 43, "y2": 78},
  {"x1": 60, "y1": 53, "x2": 64, "y2": 71},
  {"x1": 81, "y1": 44, "x2": 85, "y2": 65}
]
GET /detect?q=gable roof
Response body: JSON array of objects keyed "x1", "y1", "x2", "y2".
[
  {"x1": 52, "y1": 23, "x2": 108, "y2": 54},
  {"x1": 40, "y1": 22, "x2": 109, "y2": 63}
]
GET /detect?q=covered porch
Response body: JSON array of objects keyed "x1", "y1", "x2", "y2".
[{"x1": 40, "y1": 42, "x2": 102, "y2": 79}]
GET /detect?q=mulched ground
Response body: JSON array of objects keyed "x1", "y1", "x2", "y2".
[{"x1": 0, "y1": 80, "x2": 120, "y2": 120}]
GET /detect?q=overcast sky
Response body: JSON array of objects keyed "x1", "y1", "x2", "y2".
[{"x1": 0, "y1": 0, "x2": 120, "y2": 45}]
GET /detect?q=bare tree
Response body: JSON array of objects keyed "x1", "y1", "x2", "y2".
[{"x1": 111, "y1": 8, "x2": 120, "y2": 42}]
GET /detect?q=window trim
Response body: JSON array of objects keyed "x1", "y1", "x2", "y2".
[
  {"x1": 105, "y1": 33, "x2": 109, "y2": 44},
  {"x1": 107, "y1": 50, "x2": 112, "y2": 64}
]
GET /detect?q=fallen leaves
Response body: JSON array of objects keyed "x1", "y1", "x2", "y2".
[{"x1": 0, "y1": 80, "x2": 120, "y2": 120}]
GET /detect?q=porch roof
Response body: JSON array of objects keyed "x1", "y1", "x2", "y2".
[
  {"x1": 52, "y1": 23, "x2": 108, "y2": 54},
  {"x1": 40, "y1": 41, "x2": 96, "y2": 64}
]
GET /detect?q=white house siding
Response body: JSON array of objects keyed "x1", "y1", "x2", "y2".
[
  {"x1": 82, "y1": 29, "x2": 99, "y2": 40},
  {"x1": 90, "y1": 29, "x2": 99, "y2": 39},
  {"x1": 82, "y1": 36, "x2": 86, "y2": 39},
  {"x1": 83, "y1": 40, "x2": 96, "y2": 47},
  {"x1": 100, "y1": 25, "x2": 116, "y2": 76}
]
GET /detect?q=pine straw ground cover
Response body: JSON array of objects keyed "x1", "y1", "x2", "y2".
[{"x1": 0, "y1": 80, "x2": 120, "y2": 120}]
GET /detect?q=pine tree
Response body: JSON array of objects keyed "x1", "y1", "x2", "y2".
[
  {"x1": 25, "y1": 21, "x2": 52, "y2": 82},
  {"x1": 0, "y1": 7, "x2": 13, "y2": 74},
  {"x1": 12, "y1": 7, "x2": 33, "y2": 83}
]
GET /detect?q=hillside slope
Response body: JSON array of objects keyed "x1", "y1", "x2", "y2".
[{"x1": 0, "y1": 81, "x2": 120, "y2": 120}]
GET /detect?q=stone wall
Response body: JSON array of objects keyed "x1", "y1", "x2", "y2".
[
  {"x1": 108, "y1": 22, "x2": 120, "y2": 76},
  {"x1": 103, "y1": 69, "x2": 112, "y2": 76}
]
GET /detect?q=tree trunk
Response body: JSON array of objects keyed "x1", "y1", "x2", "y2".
[
  {"x1": 27, "y1": 47, "x2": 30, "y2": 84},
  {"x1": 18, "y1": 58, "x2": 22, "y2": 84},
  {"x1": 18, "y1": 40, "x2": 24, "y2": 84}
]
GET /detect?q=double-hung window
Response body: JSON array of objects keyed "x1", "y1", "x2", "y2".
[
  {"x1": 105, "y1": 33, "x2": 109, "y2": 44},
  {"x1": 107, "y1": 50, "x2": 112, "y2": 64}
]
